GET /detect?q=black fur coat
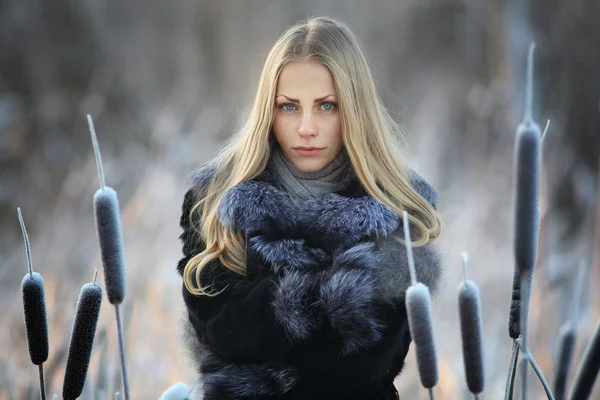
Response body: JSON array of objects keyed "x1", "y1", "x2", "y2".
[{"x1": 176, "y1": 162, "x2": 442, "y2": 400}]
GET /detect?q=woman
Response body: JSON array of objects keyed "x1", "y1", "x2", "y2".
[{"x1": 177, "y1": 16, "x2": 443, "y2": 400}]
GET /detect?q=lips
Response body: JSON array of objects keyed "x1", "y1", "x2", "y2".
[{"x1": 293, "y1": 147, "x2": 324, "y2": 156}]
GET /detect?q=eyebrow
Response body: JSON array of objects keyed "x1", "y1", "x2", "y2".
[{"x1": 275, "y1": 94, "x2": 336, "y2": 103}]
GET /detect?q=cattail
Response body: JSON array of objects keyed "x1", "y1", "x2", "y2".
[
  {"x1": 407, "y1": 284, "x2": 438, "y2": 389},
  {"x1": 19, "y1": 208, "x2": 49, "y2": 365},
  {"x1": 21, "y1": 274, "x2": 49, "y2": 365},
  {"x1": 18, "y1": 208, "x2": 49, "y2": 400},
  {"x1": 567, "y1": 322, "x2": 600, "y2": 400},
  {"x1": 403, "y1": 211, "x2": 438, "y2": 396},
  {"x1": 508, "y1": 42, "x2": 542, "y2": 342},
  {"x1": 62, "y1": 270, "x2": 103, "y2": 400},
  {"x1": 89, "y1": 118, "x2": 126, "y2": 306},
  {"x1": 553, "y1": 322, "x2": 576, "y2": 400},
  {"x1": 87, "y1": 114, "x2": 130, "y2": 400},
  {"x1": 93, "y1": 185, "x2": 126, "y2": 304},
  {"x1": 458, "y1": 252, "x2": 485, "y2": 395}
]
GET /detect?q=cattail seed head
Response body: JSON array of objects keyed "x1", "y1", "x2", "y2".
[
  {"x1": 406, "y1": 282, "x2": 438, "y2": 388},
  {"x1": 21, "y1": 272, "x2": 49, "y2": 365},
  {"x1": 62, "y1": 280, "x2": 103, "y2": 400},
  {"x1": 93, "y1": 187, "x2": 126, "y2": 304},
  {"x1": 513, "y1": 123, "x2": 541, "y2": 275},
  {"x1": 458, "y1": 280, "x2": 485, "y2": 394}
]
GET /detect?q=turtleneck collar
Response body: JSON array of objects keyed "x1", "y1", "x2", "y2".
[{"x1": 271, "y1": 145, "x2": 351, "y2": 201}]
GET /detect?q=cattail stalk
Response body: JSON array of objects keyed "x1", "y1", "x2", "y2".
[
  {"x1": 567, "y1": 321, "x2": 600, "y2": 400},
  {"x1": 403, "y1": 211, "x2": 438, "y2": 397},
  {"x1": 505, "y1": 340, "x2": 520, "y2": 400},
  {"x1": 18, "y1": 208, "x2": 49, "y2": 400},
  {"x1": 553, "y1": 261, "x2": 588, "y2": 399},
  {"x1": 515, "y1": 337, "x2": 554, "y2": 399},
  {"x1": 541, "y1": 119, "x2": 550, "y2": 144},
  {"x1": 88, "y1": 114, "x2": 130, "y2": 400},
  {"x1": 553, "y1": 322, "x2": 576, "y2": 400},
  {"x1": 520, "y1": 279, "x2": 531, "y2": 400}
]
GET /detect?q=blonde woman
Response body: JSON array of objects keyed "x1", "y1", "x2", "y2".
[{"x1": 177, "y1": 16, "x2": 442, "y2": 400}]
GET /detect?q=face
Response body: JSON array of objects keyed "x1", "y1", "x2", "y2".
[{"x1": 273, "y1": 60, "x2": 343, "y2": 172}]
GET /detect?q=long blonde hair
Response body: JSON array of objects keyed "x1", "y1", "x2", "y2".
[{"x1": 183, "y1": 16, "x2": 442, "y2": 296}]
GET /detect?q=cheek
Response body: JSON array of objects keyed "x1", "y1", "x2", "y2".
[
  {"x1": 323, "y1": 116, "x2": 343, "y2": 147},
  {"x1": 273, "y1": 116, "x2": 289, "y2": 142}
]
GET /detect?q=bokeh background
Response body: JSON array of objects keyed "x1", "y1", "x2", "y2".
[{"x1": 1, "y1": 0, "x2": 599, "y2": 398}]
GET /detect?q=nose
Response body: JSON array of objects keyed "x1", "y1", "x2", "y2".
[{"x1": 298, "y1": 113, "x2": 318, "y2": 138}]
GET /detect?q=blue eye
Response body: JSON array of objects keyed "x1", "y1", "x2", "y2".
[
  {"x1": 320, "y1": 102, "x2": 337, "y2": 111},
  {"x1": 280, "y1": 103, "x2": 296, "y2": 111}
]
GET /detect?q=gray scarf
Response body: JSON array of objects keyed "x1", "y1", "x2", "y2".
[{"x1": 271, "y1": 145, "x2": 350, "y2": 201}]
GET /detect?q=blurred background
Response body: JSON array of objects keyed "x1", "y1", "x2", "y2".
[{"x1": 1, "y1": 0, "x2": 599, "y2": 398}]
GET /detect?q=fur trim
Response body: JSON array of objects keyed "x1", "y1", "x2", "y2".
[
  {"x1": 316, "y1": 243, "x2": 385, "y2": 354},
  {"x1": 248, "y1": 236, "x2": 329, "y2": 272},
  {"x1": 332, "y1": 242, "x2": 381, "y2": 271},
  {"x1": 297, "y1": 194, "x2": 399, "y2": 251},
  {"x1": 319, "y1": 268, "x2": 384, "y2": 355},
  {"x1": 218, "y1": 181, "x2": 300, "y2": 235},
  {"x1": 187, "y1": 163, "x2": 218, "y2": 199},
  {"x1": 218, "y1": 180, "x2": 398, "y2": 244},
  {"x1": 373, "y1": 231, "x2": 442, "y2": 302},
  {"x1": 409, "y1": 171, "x2": 438, "y2": 209},
  {"x1": 272, "y1": 270, "x2": 322, "y2": 341},
  {"x1": 200, "y1": 352, "x2": 298, "y2": 398}
]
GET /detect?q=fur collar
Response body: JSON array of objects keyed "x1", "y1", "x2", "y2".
[{"x1": 189, "y1": 160, "x2": 437, "y2": 254}]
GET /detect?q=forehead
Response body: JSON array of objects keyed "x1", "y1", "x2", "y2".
[{"x1": 276, "y1": 60, "x2": 336, "y2": 94}]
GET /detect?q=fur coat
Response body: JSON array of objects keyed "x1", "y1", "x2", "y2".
[{"x1": 176, "y1": 161, "x2": 442, "y2": 400}]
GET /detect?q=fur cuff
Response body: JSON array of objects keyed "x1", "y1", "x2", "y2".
[
  {"x1": 201, "y1": 353, "x2": 298, "y2": 398},
  {"x1": 319, "y1": 243, "x2": 386, "y2": 354}
]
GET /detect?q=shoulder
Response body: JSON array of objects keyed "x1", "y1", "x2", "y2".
[
  {"x1": 408, "y1": 170, "x2": 438, "y2": 209},
  {"x1": 180, "y1": 161, "x2": 219, "y2": 228},
  {"x1": 186, "y1": 162, "x2": 219, "y2": 199},
  {"x1": 177, "y1": 162, "x2": 219, "y2": 276}
]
